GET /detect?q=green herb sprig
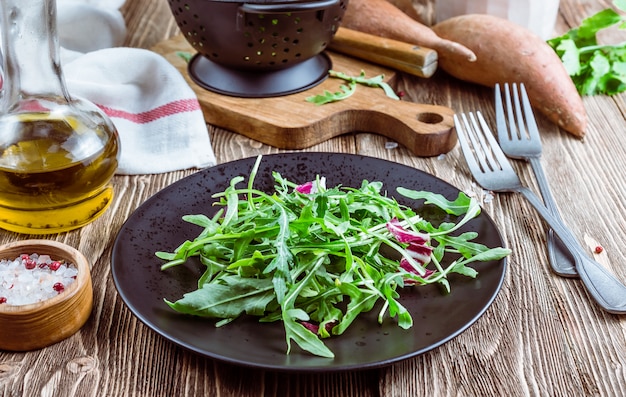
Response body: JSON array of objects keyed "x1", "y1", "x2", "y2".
[
  {"x1": 306, "y1": 70, "x2": 400, "y2": 105},
  {"x1": 176, "y1": 51, "x2": 193, "y2": 63},
  {"x1": 548, "y1": 0, "x2": 626, "y2": 95},
  {"x1": 156, "y1": 155, "x2": 510, "y2": 358}
]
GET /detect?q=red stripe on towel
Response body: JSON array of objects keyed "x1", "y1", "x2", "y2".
[{"x1": 98, "y1": 98, "x2": 202, "y2": 124}]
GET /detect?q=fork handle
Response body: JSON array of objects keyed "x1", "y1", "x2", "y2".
[
  {"x1": 517, "y1": 186, "x2": 626, "y2": 314},
  {"x1": 528, "y1": 157, "x2": 578, "y2": 277}
]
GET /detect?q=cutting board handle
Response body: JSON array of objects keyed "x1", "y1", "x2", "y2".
[{"x1": 312, "y1": 93, "x2": 456, "y2": 156}]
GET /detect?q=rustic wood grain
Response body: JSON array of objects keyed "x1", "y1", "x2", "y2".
[{"x1": 1, "y1": 0, "x2": 625, "y2": 396}]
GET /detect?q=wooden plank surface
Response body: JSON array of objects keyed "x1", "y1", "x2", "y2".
[{"x1": 1, "y1": 0, "x2": 625, "y2": 396}]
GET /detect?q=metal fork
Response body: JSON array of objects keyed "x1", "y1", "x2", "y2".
[
  {"x1": 455, "y1": 111, "x2": 626, "y2": 314},
  {"x1": 495, "y1": 83, "x2": 577, "y2": 277}
]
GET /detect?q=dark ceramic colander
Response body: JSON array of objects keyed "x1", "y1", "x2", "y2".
[{"x1": 168, "y1": 0, "x2": 349, "y2": 97}]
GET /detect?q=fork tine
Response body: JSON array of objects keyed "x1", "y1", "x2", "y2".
[
  {"x1": 475, "y1": 111, "x2": 514, "y2": 171},
  {"x1": 454, "y1": 113, "x2": 483, "y2": 174},
  {"x1": 518, "y1": 83, "x2": 541, "y2": 143},
  {"x1": 495, "y1": 83, "x2": 508, "y2": 141},
  {"x1": 495, "y1": 82, "x2": 543, "y2": 158},
  {"x1": 455, "y1": 111, "x2": 519, "y2": 190},
  {"x1": 455, "y1": 112, "x2": 498, "y2": 174},
  {"x1": 496, "y1": 83, "x2": 524, "y2": 141},
  {"x1": 511, "y1": 83, "x2": 528, "y2": 140},
  {"x1": 466, "y1": 113, "x2": 498, "y2": 172}
]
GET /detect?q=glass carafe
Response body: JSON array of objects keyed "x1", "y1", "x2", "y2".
[{"x1": 0, "y1": 0, "x2": 120, "y2": 234}]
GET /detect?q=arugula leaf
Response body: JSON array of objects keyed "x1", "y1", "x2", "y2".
[
  {"x1": 306, "y1": 70, "x2": 400, "y2": 105},
  {"x1": 262, "y1": 207, "x2": 293, "y2": 304},
  {"x1": 280, "y1": 256, "x2": 336, "y2": 357},
  {"x1": 396, "y1": 188, "x2": 474, "y2": 216},
  {"x1": 548, "y1": 1, "x2": 626, "y2": 95},
  {"x1": 283, "y1": 310, "x2": 334, "y2": 358},
  {"x1": 176, "y1": 51, "x2": 193, "y2": 63},
  {"x1": 332, "y1": 285, "x2": 378, "y2": 335},
  {"x1": 305, "y1": 84, "x2": 356, "y2": 105},
  {"x1": 165, "y1": 276, "x2": 275, "y2": 318}
]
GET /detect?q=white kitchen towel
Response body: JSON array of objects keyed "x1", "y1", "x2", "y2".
[
  {"x1": 58, "y1": 0, "x2": 216, "y2": 175},
  {"x1": 57, "y1": 0, "x2": 126, "y2": 53}
]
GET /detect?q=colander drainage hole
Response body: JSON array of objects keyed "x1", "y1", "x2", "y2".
[{"x1": 416, "y1": 112, "x2": 444, "y2": 124}]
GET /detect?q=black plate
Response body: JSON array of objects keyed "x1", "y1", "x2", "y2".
[{"x1": 111, "y1": 153, "x2": 507, "y2": 372}]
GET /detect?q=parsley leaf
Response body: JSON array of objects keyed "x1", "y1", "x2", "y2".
[{"x1": 548, "y1": 1, "x2": 626, "y2": 95}]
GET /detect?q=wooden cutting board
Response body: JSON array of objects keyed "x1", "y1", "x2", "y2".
[{"x1": 151, "y1": 35, "x2": 456, "y2": 156}]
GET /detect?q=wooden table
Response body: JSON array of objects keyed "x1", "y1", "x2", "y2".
[{"x1": 2, "y1": 0, "x2": 625, "y2": 395}]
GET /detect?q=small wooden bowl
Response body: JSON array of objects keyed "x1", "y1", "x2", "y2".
[{"x1": 0, "y1": 239, "x2": 93, "y2": 351}]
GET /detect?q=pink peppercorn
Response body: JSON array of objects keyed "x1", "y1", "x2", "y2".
[
  {"x1": 0, "y1": 297, "x2": 6, "y2": 304},
  {"x1": 24, "y1": 258, "x2": 36, "y2": 269},
  {"x1": 594, "y1": 246, "x2": 604, "y2": 254},
  {"x1": 49, "y1": 261, "x2": 61, "y2": 271},
  {"x1": 53, "y1": 282, "x2": 65, "y2": 293}
]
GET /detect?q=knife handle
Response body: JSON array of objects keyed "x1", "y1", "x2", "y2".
[{"x1": 328, "y1": 27, "x2": 438, "y2": 78}]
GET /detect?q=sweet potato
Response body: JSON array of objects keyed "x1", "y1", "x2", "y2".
[
  {"x1": 341, "y1": 0, "x2": 476, "y2": 62},
  {"x1": 432, "y1": 14, "x2": 587, "y2": 137},
  {"x1": 385, "y1": 0, "x2": 425, "y2": 24}
]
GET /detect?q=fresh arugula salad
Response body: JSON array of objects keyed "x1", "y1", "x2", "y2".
[{"x1": 156, "y1": 156, "x2": 510, "y2": 358}]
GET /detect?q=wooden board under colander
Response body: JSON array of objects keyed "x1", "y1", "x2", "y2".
[{"x1": 152, "y1": 35, "x2": 456, "y2": 156}]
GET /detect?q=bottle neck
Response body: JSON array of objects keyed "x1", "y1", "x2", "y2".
[{"x1": 0, "y1": 0, "x2": 70, "y2": 112}]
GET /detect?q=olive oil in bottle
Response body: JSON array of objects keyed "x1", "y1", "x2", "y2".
[{"x1": 0, "y1": 113, "x2": 119, "y2": 234}]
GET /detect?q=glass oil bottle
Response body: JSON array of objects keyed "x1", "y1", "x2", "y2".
[{"x1": 0, "y1": 0, "x2": 120, "y2": 234}]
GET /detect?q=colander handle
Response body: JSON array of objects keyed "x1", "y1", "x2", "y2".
[{"x1": 238, "y1": 0, "x2": 340, "y2": 17}]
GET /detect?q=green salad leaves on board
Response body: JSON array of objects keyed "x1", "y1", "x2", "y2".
[
  {"x1": 156, "y1": 156, "x2": 510, "y2": 358},
  {"x1": 548, "y1": 0, "x2": 626, "y2": 95},
  {"x1": 305, "y1": 70, "x2": 400, "y2": 105}
]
